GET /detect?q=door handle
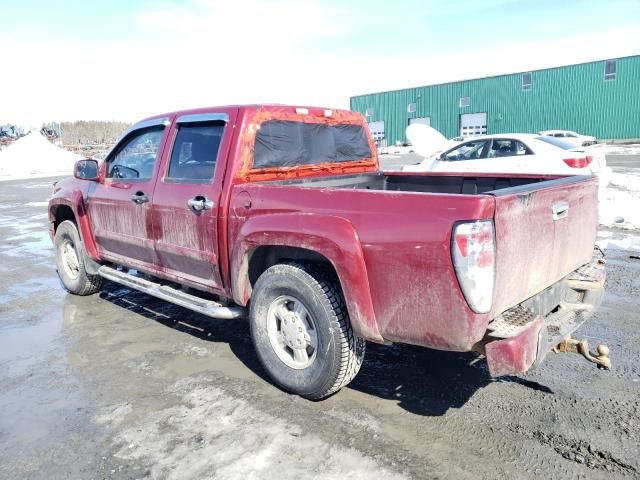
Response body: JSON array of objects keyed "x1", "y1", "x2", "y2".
[
  {"x1": 131, "y1": 191, "x2": 149, "y2": 205},
  {"x1": 187, "y1": 195, "x2": 214, "y2": 212}
]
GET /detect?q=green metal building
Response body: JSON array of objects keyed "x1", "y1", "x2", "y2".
[{"x1": 350, "y1": 55, "x2": 640, "y2": 145}]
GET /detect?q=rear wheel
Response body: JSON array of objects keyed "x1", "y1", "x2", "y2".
[
  {"x1": 250, "y1": 263, "x2": 366, "y2": 399},
  {"x1": 54, "y1": 220, "x2": 103, "y2": 296}
]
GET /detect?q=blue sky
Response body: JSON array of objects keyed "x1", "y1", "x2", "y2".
[{"x1": 2, "y1": 0, "x2": 639, "y2": 125}]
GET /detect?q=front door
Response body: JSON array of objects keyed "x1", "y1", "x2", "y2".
[
  {"x1": 151, "y1": 111, "x2": 236, "y2": 292},
  {"x1": 87, "y1": 119, "x2": 170, "y2": 269},
  {"x1": 484, "y1": 138, "x2": 532, "y2": 173}
]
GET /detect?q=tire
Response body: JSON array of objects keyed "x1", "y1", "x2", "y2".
[
  {"x1": 54, "y1": 220, "x2": 103, "y2": 296},
  {"x1": 249, "y1": 263, "x2": 366, "y2": 399}
]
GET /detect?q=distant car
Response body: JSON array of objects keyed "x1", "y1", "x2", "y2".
[
  {"x1": 403, "y1": 133, "x2": 610, "y2": 188},
  {"x1": 450, "y1": 135, "x2": 476, "y2": 143},
  {"x1": 538, "y1": 130, "x2": 596, "y2": 147}
]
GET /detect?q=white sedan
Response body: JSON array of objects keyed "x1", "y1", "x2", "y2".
[
  {"x1": 538, "y1": 129, "x2": 596, "y2": 147},
  {"x1": 403, "y1": 132, "x2": 610, "y2": 188}
]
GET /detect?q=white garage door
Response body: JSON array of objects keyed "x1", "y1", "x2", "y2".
[
  {"x1": 368, "y1": 121, "x2": 385, "y2": 142},
  {"x1": 409, "y1": 117, "x2": 431, "y2": 126},
  {"x1": 460, "y1": 113, "x2": 487, "y2": 137}
]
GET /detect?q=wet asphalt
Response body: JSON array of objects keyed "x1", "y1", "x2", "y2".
[{"x1": 0, "y1": 175, "x2": 638, "y2": 480}]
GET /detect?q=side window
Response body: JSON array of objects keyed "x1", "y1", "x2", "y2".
[
  {"x1": 515, "y1": 141, "x2": 532, "y2": 155},
  {"x1": 107, "y1": 127, "x2": 164, "y2": 180},
  {"x1": 443, "y1": 140, "x2": 488, "y2": 161},
  {"x1": 488, "y1": 139, "x2": 532, "y2": 158},
  {"x1": 167, "y1": 122, "x2": 224, "y2": 182}
]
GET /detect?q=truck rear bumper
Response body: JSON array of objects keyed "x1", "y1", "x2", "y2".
[{"x1": 484, "y1": 251, "x2": 606, "y2": 377}]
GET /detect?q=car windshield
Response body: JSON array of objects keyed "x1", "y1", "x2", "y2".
[{"x1": 535, "y1": 136, "x2": 576, "y2": 150}]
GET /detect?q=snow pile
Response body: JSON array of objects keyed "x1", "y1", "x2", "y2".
[
  {"x1": 596, "y1": 234, "x2": 640, "y2": 252},
  {"x1": 0, "y1": 132, "x2": 82, "y2": 181},
  {"x1": 599, "y1": 172, "x2": 640, "y2": 230},
  {"x1": 608, "y1": 171, "x2": 640, "y2": 191},
  {"x1": 606, "y1": 144, "x2": 640, "y2": 155}
]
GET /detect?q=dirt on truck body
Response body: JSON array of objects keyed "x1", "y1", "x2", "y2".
[{"x1": 48, "y1": 104, "x2": 607, "y2": 399}]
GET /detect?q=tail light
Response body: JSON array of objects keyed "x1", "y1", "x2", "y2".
[
  {"x1": 563, "y1": 156, "x2": 593, "y2": 168},
  {"x1": 452, "y1": 220, "x2": 495, "y2": 313}
]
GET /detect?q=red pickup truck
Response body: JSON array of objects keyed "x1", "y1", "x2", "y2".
[{"x1": 49, "y1": 105, "x2": 606, "y2": 399}]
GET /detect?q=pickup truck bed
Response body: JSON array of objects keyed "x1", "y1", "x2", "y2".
[
  {"x1": 268, "y1": 171, "x2": 551, "y2": 194},
  {"x1": 232, "y1": 171, "x2": 598, "y2": 354}
]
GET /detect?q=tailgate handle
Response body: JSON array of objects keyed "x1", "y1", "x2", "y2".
[{"x1": 552, "y1": 201, "x2": 569, "y2": 220}]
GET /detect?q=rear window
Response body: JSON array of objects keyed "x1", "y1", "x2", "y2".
[
  {"x1": 535, "y1": 136, "x2": 576, "y2": 150},
  {"x1": 253, "y1": 120, "x2": 372, "y2": 169},
  {"x1": 167, "y1": 122, "x2": 224, "y2": 182}
]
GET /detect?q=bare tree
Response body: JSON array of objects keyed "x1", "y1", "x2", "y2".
[{"x1": 43, "y1": 121, "x2": 131, "y2": 146}]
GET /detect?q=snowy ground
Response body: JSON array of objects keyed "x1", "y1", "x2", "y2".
[{"x1": 598, "y1": 171, "x2": 640, "y2": 231}]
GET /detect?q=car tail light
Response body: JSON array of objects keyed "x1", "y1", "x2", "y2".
[
  {"x1": 563, "y1": 156, "x2": 593, "y2": 168},
  {"x1": 452, "y1": 220, "x2": 495, "y2": 313}
]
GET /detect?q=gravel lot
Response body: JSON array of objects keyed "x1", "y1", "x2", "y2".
[{"x1": 1, "y1": 167, "x2": 639, "y2": 479}]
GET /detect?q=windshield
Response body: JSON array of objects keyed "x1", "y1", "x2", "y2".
[{"x1": 535, "y1": 136, "x2": 577, "y2": 150}]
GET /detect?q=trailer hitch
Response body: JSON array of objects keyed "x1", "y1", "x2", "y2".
[{"x1": 553, "y1": 338, "x2": 611, "y2": 370}]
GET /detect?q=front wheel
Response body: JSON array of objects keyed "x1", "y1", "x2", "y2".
[
  {"x1": 54, "y1": 220, "x2": 103, "y2": 296},
  {"x1": 249, "y1": 263, "x2": 366, "y2": 400}
]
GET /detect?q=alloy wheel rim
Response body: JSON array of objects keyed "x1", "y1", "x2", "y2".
[
  {"x1": 266, "y1": 295, "x2": 318, "y2": 369},
  {"x1": 60, "y1": 240, "x2": 80, "y2": 280}
]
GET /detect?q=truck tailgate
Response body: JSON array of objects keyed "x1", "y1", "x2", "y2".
[{"x1": 490, "y1": 176, "x2": 599, "y2": 316}]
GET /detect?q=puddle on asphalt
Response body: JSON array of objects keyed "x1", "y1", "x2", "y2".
[
  {"x1": 0, "y1": 276, "x2": 61, "y2": 304},
  {"x1": 0, "y1": 205, "x2": 53, "y2": 257},
  {"x1": 1, "y1": 230, "x2": 53, "y2": 257},
  {"x1": 0, "y1": 303, "x2": 90, "y2": 456}
]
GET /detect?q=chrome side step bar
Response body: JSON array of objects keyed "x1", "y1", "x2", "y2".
[{"x1": 97, "y1": 266, "x2": 246, "y2": 320}]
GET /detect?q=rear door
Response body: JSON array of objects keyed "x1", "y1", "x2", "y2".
[
  {"x1": 484, "y1": 138, "x2": 532, "y2": 172},
  {"x1": 87, "y1": 118, "x2": 170, "y2": 269},
  {"x1": 490, "y1": 176, "x2": 598, "y2": 315},
  {"x1": 151, "y1": 109, "x2": 238, "y2": 292}
]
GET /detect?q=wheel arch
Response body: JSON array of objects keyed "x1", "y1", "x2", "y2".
[
  {"x1": 231, "y1": 213, "x2": 383, "y2": 343},
  {"x1": 49, "y1": 193, "x2": 100, "y2": 261}
]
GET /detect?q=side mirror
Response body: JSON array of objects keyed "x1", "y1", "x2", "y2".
[{"x1": 74, "y1": 159, "x2": 99, "y2": 181}]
